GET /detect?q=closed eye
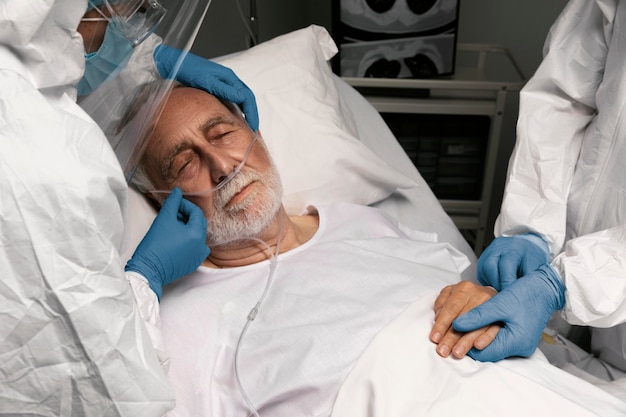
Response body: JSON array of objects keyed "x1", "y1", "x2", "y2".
[
  {"x1": 207, "y1": 128, "x2": 238, "y2": 143},
  {"x1": 172, "y1": 150, "x2": 200, "y2": 181},
  {"x1": 203, "y1": 116, "x2": 244, "y2": 144}
]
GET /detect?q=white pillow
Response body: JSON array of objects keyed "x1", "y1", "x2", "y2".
[{"x1": 214, "y1": 25, "x2": 416, "y2": 215}]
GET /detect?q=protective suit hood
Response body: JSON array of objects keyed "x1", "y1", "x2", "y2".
[{"x1": 0, "y1": 0, "x2": 86, "y2": 99}]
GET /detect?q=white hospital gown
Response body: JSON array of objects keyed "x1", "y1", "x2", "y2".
[{"x1": 159, "y1": 202, "x2": 469, "y2": 417}]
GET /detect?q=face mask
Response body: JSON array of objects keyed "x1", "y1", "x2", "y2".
[
  {"x1": 77, "y1": 21, "x2": 134, "y2": 96},
  {"x1": 77, "y1": 0, "x2": 166, "y2": 96}
]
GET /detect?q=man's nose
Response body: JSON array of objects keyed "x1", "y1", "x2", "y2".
[{"x1": 205, "y1": 149, "x2": 238, "y2": 187}]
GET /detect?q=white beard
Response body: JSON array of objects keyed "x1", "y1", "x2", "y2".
[{"x1": 204, "y1": 162, "x2": 283, "y2": 247}]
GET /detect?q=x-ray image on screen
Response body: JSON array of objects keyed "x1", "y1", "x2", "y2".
[{"x1": 333, "y1": 0, "x2": 460, "y2": 79}]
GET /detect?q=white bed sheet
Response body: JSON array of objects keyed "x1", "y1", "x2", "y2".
[{"x1": 330, "y1": 291, "x2": 626, "y2": 417}]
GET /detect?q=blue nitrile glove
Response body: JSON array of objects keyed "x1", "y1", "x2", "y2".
[
  {"x1": 477, "y1": 233, "x2": 550, "y2": 291},
  {"x1": 125, "y1": 188, "x2": 210, "y2": 300},
  {"x1": 153, "y1": 44, "x2": 259, "y2": 132},
  {"x1": 453, "y1": 264, "x2": 566, "y2": 362}
]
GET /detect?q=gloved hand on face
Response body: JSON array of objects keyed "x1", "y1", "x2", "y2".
[
  {"x1": 477, "y1": 233, "x2": 551, "y2": 291},
  {"x1": 125, "y1": 188, "x2": 210, "y2": 300},
  {"x1": 452, "y1": 263, "x2": 566, "y2": 362},
  {"x1": 154, "y1": 45, "x2": 259, "y2": 132}
]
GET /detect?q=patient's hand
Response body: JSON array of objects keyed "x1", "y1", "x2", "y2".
[{"x1": 429, "y1": 281, "x2": 499, "y2": 359}]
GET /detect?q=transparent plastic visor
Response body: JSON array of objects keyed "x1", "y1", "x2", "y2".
[
  {"x1": 79, "y1": 0, "x2": 213, "y2": 184},
  {"x1": 85, "y1": 0, "x2": 167, "y2": 46}
]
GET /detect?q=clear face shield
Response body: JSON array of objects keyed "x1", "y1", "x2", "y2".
[
  {"x1": 104, "y1": 0, "x2": 167, "y2": 46},
  {"x1": 78, "y1": 0, "x2": 213, "y2": 184},
  {"x1": 82, "y1": 0, "x2": 167, "y2": 47}
]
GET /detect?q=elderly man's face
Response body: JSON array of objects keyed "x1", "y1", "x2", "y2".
[{"x1": 143, "y1": 87, "x2": 282, "y2": 246}]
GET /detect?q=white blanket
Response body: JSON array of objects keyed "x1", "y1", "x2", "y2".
[{"x1": 331, "y1": 291, "x2": 626, "y2": 417}]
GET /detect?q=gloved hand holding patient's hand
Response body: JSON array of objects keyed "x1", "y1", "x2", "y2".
[
  {"x1": 431, "y1": 281, "x2": 499, "y2": 358},
  {"x1": 452, "y1": 264, "x2": 566, "y2": 362},
  {"x1": 153, "y1": 44, "x2": 259, "y2": 132},
  {"x1": 477, "y1": 233, "x2": 550, "y2": 290},
  {"x1": 125, "y1": 188, "x2": 210, "y2": 301}
]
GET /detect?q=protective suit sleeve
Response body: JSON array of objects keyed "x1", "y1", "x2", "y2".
[
  {"x1": 494, "y1": 0, "x2": 608, "y2": 254},
  {"x1": 553, "y1": 225, "x2": 626, "y2": 327},
  {"x1": 126, "y1": 271, "x2": 170, "y2": 370}
]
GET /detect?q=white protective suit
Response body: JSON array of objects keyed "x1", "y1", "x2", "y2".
[
  {"x1": 0, "y1": 0, "x2": 174, "y2": 415},
  {"x1": 495, "y1": 0, "x2": 626, "y2": 373}
]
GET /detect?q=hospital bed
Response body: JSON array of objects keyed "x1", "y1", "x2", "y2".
[{"x1": 121, "y1": 25, "x2": 626, "y2": 416}]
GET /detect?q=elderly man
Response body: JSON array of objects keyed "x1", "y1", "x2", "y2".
[{"x1": 129, "y1": 84, "x2": 472, "y2": 416}]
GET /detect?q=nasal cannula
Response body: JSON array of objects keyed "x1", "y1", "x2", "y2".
[
  {"x1": 149, "y1": 129, "x2": 277, "y2": 416},
  {"x1": 234, "y1": 216, "x2": 282, "y2": 417}
]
